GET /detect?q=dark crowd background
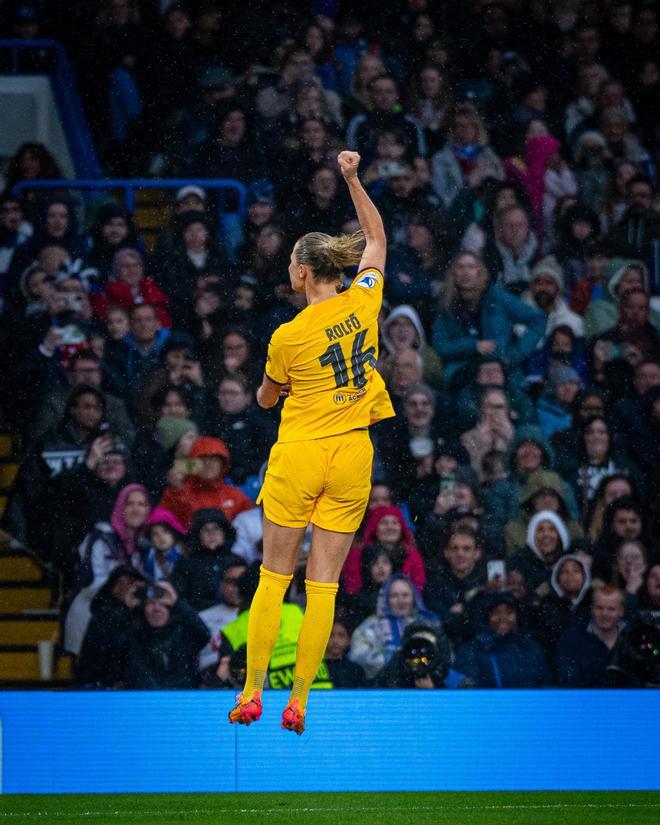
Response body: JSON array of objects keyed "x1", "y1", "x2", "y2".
[{"x1": 0, "y1": 0, "x2": 659, "y2": 691}]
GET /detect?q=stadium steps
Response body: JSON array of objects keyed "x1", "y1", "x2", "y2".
[
  {"x1": 0, "y1": 430, "x2": 19, "y2": 517},
  {"x1": 134, "y1": 190, "x2": 173, "y2": 253},
  {"x1": 0, "y1": 615, "x2": 61, "y2": 644},
  {"x1": 0, "y1": 644, "x2": 72, "y2": 682},
  {"x1": 0, "y1": 524, "x2": 74, "y2": 686}
]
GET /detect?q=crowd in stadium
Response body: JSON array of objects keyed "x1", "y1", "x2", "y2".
[{"x1": 0, "y1": 0, "x2": 659, "y2": 690}]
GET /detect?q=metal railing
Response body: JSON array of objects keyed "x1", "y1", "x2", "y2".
[{"x1": 12, "y1": 178, "x2": 249, "y2": 234}]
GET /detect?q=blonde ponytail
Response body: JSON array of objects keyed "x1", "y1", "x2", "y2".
[{"x1": 296, "y1": 230, "x2": 365, "y2": 283}]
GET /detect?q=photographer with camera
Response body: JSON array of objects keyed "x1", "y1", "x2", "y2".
[
  {"x1": 76, "y1": 565, "x2": 146, "y2": 688},
  {"x1": 371, "y1": 621, "x2": 460, "y2": 689},
  {"x1": 123, "y1": 580, "x2": 211, "y2": 690}
]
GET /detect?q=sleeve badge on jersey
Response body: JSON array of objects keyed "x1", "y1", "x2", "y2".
[{"x1": 356, "y1": 272, "x2": 379, "y2": 289}]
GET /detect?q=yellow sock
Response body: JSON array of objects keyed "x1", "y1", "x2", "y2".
[
  {"x1": 290, "y1": 579, "x2": 338, "y2": 710},
  {"x1": 243, "y1": 566, "x2": 292, "y2": 696}
]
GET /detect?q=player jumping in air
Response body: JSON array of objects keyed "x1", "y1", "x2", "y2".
[{"x1": 228, "y1": 150, "x2": 394, "y2": 734}]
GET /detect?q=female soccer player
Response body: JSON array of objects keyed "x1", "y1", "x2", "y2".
[{"x1": 229, "y1": 150, "x2": 394, "y2": 734}]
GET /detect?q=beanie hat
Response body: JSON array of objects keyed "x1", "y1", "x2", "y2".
[
  {"x1": 156, "y1": 416, "x2": 197, "y2": 452},
  {"x1": 145, "y1": 507, "x2": 187, "y2": 537},
  {"x1": 531, "y1": 255, "x2": 564, "y2": 290},
  {"x1": 549, "y1": 366, "x2": 582, "y2": 389}
]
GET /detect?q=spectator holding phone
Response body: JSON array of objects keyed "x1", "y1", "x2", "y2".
[{"x1": 460, "y1": 387, "x2": 515, "y2": 481}]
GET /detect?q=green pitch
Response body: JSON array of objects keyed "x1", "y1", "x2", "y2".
[{"x1": 1, "y1": 792, "x2": 659, "y2": 825}]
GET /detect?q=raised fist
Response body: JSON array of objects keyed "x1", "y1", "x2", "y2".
[{"x1": 338, "y1": 150, "x2": 361, "y2": 179}]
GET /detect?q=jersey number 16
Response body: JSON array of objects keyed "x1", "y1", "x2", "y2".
[{"x1": 319, "y1": 329, "x2": 376, "y2": 389}]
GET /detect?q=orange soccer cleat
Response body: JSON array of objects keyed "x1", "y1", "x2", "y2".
[
  {"x1": 281, "y1": 698, "x2": 306, "y2": 735},
  {"x1": 228, "y1": 690, "x2": 262, "y2": 726}
]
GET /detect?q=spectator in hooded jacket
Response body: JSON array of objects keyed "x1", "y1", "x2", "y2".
[
  {"x1": 379, "y1": 304, "x2": 443, "y2": 390},
  {"x1": 508, "y1": 510, "x2": 571, "y2": 597},
  {"x1": 159, "y1": 436, "x2": 253, "y2": 531},
  {"x1": 348, "y1": 574, "x2": 439, "y2": 681},
  {"x1": 537, "y1": 554, "x2": 592, "y2": 654},
  {"x1": 454, "y1": 591, "x2": 550, "y2": 687},
  {"x1": 76, "y1": 564, "x2": 146, "y2": 688},
  {"x1": 527, "y1": 326, "x2": 589, "y2": 388},
  {"x1": 535, "y1": 366, "x2": 584, "y2": 439},
  {"x1": 503, "y1": 469, "x2": 584, "y2": 555},
  {"x1": 510, "y1": 134, "x2": 577, "y2": 244},
  {"x1": 343, "y1": 505, "x2": 426, "y2": 597},
  {"x1": 64, "y1": 483, "x2": 151, "y2": 655},
  {"x1": 583, "y1": 258, "x2": 659, "y2": 340},
  {"x1": 593, "y1": 288, "x2": 660, "y2": 365},
  {"x1": 139, "y1": 507, "x2": 187, "y2": 582},
  {"x1": 170, "y1": 508, "x2": 237, "y2": 612}
]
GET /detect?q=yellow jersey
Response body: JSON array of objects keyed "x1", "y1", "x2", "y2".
[{"x1": 265, "y1": 267, "x2": 395, "y2": 443}]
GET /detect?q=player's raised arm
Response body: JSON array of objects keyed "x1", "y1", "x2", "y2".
[{"x1": 338, "y1": 150, "x2": 386, "y2": 275}]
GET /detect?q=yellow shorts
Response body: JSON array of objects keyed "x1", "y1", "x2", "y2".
[{"x1": 257, "y1": 429, "x2": 374, "y2": 533}]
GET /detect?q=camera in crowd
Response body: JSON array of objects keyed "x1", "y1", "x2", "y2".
[
  {"x1": 608, "y1": 612, "x2": 660, "y2": 687},
  {"x1": 134, "y1": 579, "x2": 166, "y2": 603},
  {"x1": 395, "y1": 622, "x2": 452, "y2": 687},
  {"x1": 401, "y1": 628, "x2": 443, "y2": 678}
]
